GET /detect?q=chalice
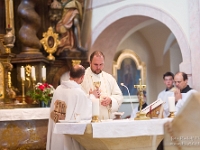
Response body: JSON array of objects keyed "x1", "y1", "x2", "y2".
[{"x1": 93, "y1": 81, "x2": 101, "y2": 89}]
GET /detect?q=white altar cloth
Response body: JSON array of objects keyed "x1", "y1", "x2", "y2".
[
  {"x1": 0, "y1": 108, "x2": 50, "y2": 121},
  {"x1": 92, "y1": 118, "x2": 172, "y2": 138},
  {"x1": 53, "y1": 118, "x2": 173, "y2": 150},
  {"x1": 54, "y1": 120, "x2": 91, "y2": 135},
  {"x1": 54, "y1": 118, "x2": 172, "y2": 137}
]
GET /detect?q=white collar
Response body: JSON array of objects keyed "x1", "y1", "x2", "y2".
[
  {"x1": 88, "y1": 67, "x2": 102, "y2": 78},
  {"x1": 61, "y1": 80, "x2": 81, "y2": 88}
]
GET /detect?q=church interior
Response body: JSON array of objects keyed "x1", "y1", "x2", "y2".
[{"x1": 0, "y1": 0, "x2": 200, "y2": 149}]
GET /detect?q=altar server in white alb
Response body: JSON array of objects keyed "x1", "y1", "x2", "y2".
[
  {"x1": 46, "y1": 65, "x2": 93, "y2": 150},
  {"x1": 157, "y1": 72, "x2": 175, "y2": 117},
  {"x1": 81, "y1": 51, "x2": 123, "y2": 120}
]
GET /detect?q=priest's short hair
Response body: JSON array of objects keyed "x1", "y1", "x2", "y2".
[
  {"x1": 163, "y1": 71, "x2": 174, "y2": 79},
  {"x1": 90, "y1": 50, "x2": 105, "y2": 61},
  {"x1": 70, "y1": 65, "x2": 85, "y2": 78}
]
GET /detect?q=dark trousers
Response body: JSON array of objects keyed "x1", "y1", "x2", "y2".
[{"x1": 157, "y1": 140, "x2": 164, "y2": 150}]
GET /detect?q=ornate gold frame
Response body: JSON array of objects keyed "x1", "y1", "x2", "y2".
[
  {"x1": 113, "y1": 49, "x2": 146, "y2": 85},
  {"x1": 40, "y1": 27, "x2": 60, "y2": 61}
]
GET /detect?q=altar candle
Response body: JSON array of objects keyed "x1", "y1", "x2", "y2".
[
  {"x1": 168, "y1": 96, "x2": 175, "y2": 112},
  {"x1": 42, "y1": 66, "x2": 46, "y2": 79},
  {"x1": 92, "y1": 98, "x2": 99, "y2": 116},
  {"x1": 31, "y1": 66, "x2": 36, "y2": 79},
  {"x1": 9, "y1": 0, "x2": 13, "y2": 19},
  {"x1": 20, "y1": 66, "x2": 25, "y2": 80}
]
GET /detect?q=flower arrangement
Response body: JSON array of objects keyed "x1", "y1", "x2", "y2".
[{"x1": 27, "y1": 82, "x2": 54, "y2": 105}]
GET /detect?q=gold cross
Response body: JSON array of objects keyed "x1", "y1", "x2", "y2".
[
  {"x1": 134, "y1": 78, "x2": 146, "y2": 91},
  {"x1": 134, "y1": 78, "x2": 146, "y2": 112}
]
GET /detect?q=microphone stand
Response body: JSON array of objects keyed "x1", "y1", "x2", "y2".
[{"x1": 120, "y1": 83, "x2": 134, "y2": 112}]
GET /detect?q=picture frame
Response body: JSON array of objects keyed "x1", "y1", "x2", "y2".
[
  {"x1": 40, "y1": 27, "x2": 60, "y2": 61},
  {"x1": 113, "y1": 50, "x2": 146, "y2": 102}
]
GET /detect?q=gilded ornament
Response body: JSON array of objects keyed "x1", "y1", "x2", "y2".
[
  {"x1": 72, "y1": 60, "x2": 81, "y2": 66},
  {"x1": 25, "y1": 65, "x2": 31, "y2": 88},
  {"x1": 0, "y1": 63, "x2": 4, "y2": 99},
  {"x1": 40, "y1": 27, "x2": 60, "y2": 61}
]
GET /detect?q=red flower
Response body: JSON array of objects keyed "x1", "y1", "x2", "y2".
[{"x1": 38, "y1": 85, "x2": 45, "y2": 91}]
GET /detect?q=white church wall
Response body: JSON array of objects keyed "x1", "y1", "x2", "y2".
[
  {"x1": 84, "y1": 0, "x2": 191, "y2": 70},
  {"x1": 156, "y1": 51, "x2": 171, "y2": 96},
  {"x1": 169, "y1": 43, "x2": 182, "y2": 75},
  {"x1": 188, "y1": 1, "x2": 200, "y2": 91},
  {"x1": 117, "y1": 32, "x2": 158, "y2": 106},
  {"x1": 139, "y1": 23, "x2": 172, "y2": 66},
  {"x1": 90, "y1": 0, "x2": 190, "y2": 45},
  {"x1": 86, "y1": 0, "x2": 191, "y2": 82}
]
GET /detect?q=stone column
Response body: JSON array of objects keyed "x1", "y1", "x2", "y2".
[{"x1": 188, "y1": 0, "x2": 200, "y2": 91}]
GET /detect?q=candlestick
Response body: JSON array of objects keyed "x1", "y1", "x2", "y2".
[
  {"x1": 168, "y1": 96, "x2": 175, "y2": 112},
  {"x1": 42, "y1": 66, "x2": 46, "y2": 82},
  {"x1": 32, "y1": 78, "x2": 38, "y2": 104},
  {"x1": 21, "y1": 79, "x2": 27, "y2": 104},
  {"x1": 31, "y1": 66, "x2": 36, "y2": 80},
  {"x1": 20, "y1": 66, "x2": 25, "y2": 80},
  {"x1": 91, "y1": 98, "x2": 100, "y2": 122},
  {"x1": 169, "y1": 112, "x2": 175, "y2": 118},
  {"x1": 8, "y1": 72, "x2": 11, "y2": 88}
]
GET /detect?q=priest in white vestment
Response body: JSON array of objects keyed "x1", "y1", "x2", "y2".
[
  {"x1": 46, "y1": 65, "x2": 92, "y2": 150},
  {"x1": 81, "y1": 51, "x2": 123, "y2": 120},
  {"x1": 174, "y1": 72, "x2": 197, "y2": 115}
]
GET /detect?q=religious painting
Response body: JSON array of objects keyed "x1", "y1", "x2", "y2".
[
  {"x1": 117, "y1": 58, "x2": 140, "y2": 95},
  {"x1": 113, "y1": 50, "x2": 146, "y2": 97}
]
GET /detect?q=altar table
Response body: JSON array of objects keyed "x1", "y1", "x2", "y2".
[
  {"x1": 54, "y1": 118, "x2": 172, "y2": 150},
  {"x1": 0, "y1": 108, "x2": 50, "y2": 150}
]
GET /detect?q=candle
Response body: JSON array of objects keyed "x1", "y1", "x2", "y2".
[
  {"x1": 20, "y1": 66, "x2": 25, "y2": 80},
  {"x1": 9, "y1": 0, "x2": 13, "y2": 19},
  {"x1": 42, "y1": 66, "x2": 46, "y2": 79},
  {"x1": 31, "y1": 66, "x2": 36, "y2": 79},
  {"x1": 168, "y1": 96, "x2": 175, "y2": 112},
  {"x1": 92, "y1": 98, "x2": 99, "y2": 116}
]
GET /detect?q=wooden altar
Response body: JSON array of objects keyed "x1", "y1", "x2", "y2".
[{"x1": 54, "y1": 118, "x2": 173, "y2": 150}]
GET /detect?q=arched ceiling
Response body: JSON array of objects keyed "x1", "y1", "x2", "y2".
[
  {"x1": 92, "y1": 15, "x2": 178, "y2": 69},
  {"x1": 137, "y1": 21, "x2": 174, "y2": 66}
]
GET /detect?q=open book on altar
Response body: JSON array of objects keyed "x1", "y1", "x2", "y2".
[{"x1": 141, "y1": 99, "x2": 165, "y2": 118}]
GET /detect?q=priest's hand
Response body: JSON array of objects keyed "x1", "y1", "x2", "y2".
[
  {"x1": 101, "y1": 97, "x2": 112, "y2": 106},
  {"x1": 174, "y1": 89, "x2": 182, "y2": 102},
  {"x1": 89, "y1": 89, "x2": 101, "y2": 98}
]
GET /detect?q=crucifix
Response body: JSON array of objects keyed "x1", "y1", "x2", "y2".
[{"x1": 134, "y1": 78, "x2": 149, "y2": 120}]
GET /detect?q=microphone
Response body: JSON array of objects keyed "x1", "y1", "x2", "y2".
[{"x1": 120, "y1": 83, "x2": 134, "y2": 111}]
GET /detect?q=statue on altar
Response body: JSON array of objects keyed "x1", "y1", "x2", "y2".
[{"x1": 55, "y1": 0, "x2": 87, "y2": 56}]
